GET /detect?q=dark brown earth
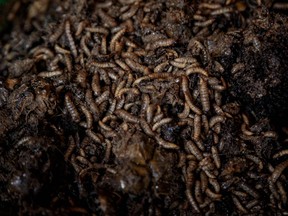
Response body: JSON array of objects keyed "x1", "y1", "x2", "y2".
[{"x1": 1, "y1": 0, "x2": 288, "y2": 215}]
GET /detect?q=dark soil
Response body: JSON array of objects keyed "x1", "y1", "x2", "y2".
[{"x1": 1, "y1": 0, "x2": 288, "y2": 215}]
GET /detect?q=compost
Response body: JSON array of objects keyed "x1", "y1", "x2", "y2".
[{"x1": 1, "y1": 0, "x2": 288, "y2": 215}]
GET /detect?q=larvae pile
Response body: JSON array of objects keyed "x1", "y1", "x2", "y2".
[{"x1": 1, "y1": 0, "x2": 288, "y2": 215}]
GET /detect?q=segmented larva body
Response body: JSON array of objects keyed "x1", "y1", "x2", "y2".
[
  {"x1": 65, "y1": 19, "x2": 78, "y2": 58},
  {"x1": 199, "y1": 77, "x2": 210, "y2": 113},
  {"x1": 65, "y1": 93, "x2": 80, "y2": 123},
  {"x1": 182, "y1": 76, "x2": 202, "y2": 115}
]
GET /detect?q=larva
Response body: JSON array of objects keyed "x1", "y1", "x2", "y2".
[
  {"x1": 152, "y1": 118, "x2": 172, "y2": 131},
  {"x1": 155, "y1": 136, "x2": 179, "y2": 150},
  {"x1": 193, "y1": 114, "x2": 201, "y2": 141},
  {"x1": 271, "y1": 160, "x2": 288, "y2": 183},
  {"x1": 80, "y1": 104, "x2": 93, "y2": 128},
  {"x1": 199, "y1": 77, "x2": 210, "y2": 113},
  {"x1": 182, "y1": 76, "x2": 202, "y2": 115},
  {"x1": 186, "y1": 140, "x2": 203, "y2": 161},
  {"x1": 211, "y1": 146, "x2": 221, "y2": 169},
  {"x1": 65, "y1": 93, "x2": 80, "y2": 123},
  {"x1": 186, "y1": 189, "x2": 200, "y2": 213},
  {"x1": 115, "y1": 109, "x2": 139, "y2": 124},
  {"x1": 65, "y1": 19, "x2": 78, "y2": 58},
  {"x1": 38, "y1": 70, "x2": 62, "y2": 77},
  {"x1": 209, "y1": 115, "x2": 226, "y2": 128}
]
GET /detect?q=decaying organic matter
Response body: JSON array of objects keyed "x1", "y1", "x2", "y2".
[{"x1": 1, "y1": 0, "x2": 288, "y2": 215}]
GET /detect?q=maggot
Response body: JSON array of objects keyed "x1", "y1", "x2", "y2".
[
  {"x1": 213, "y1": 104, "x2": 225, "y2": 116},
  {"x1": 90, "y1": 61, "x2": 116, "y2": 68},
  {"x1": 49, "y1": 22, "x2": 64, "y2": 43},
  {"x1": 202, "y1": 115, "x2": 209, "y2": 134},
  {"x1": 149, "y1": 38, "x2": 175, "y2": 50},
  {"x1": 273, "y1": 149, "x2": 288, "y2": 159},
  {"x1": 232, "y1": 195, "x2": 248, "y2": 214},
  {"x1": 195, "y1": 180, "x2": 204, "y2": 204},
  {"x1": 200, "y1": 171, "x2": 208, "y2": 193},
  {"x1": 152, "y1": 118, "x2": 172, "y2": 131},
  {"x1": 154, "y1": 61, "x2": 169, "y2": 73},
  {"x1": 124, "y1": 37, "x2": 138, "y2": 48},
  {"x1": 38, "y1": 70, "x2": 62, "y2": 77},
  {"x1": 115, "y1": 59, "x2": 131, "y2": 72},
  {"x1": 80, "y1": 34, "x2": 91, "y2": 57},
  {"x1": 209, "y1": 115, "x2": 226, "y2": 128},
  {"x1": 211, "y1": 146, "x2": 221, "y2": 169},
  {"x1": 32, "y1": 47, "x2": 54, "y2": 59},
  {"x1": 86, "y1": 129, "x2": 102, "y2": 143},
  {"x1": 205, "y1": 188, "x2": 222, "y2": 200},
  {"x1": 211, "y1": 7, "x2": 234, "y2": 16},
  {"x1": 124, "y1": 58, "x2": 150, "y2": 75},
  {"x1": 182, "y1": 76, "x2": 202, "y2": 115},
  {"x1": 277, "y1": 181, "x2": 287, "y2": 205},
  {"x1": 115, "y1": 109, "x2": 139, "y2": 124},
  {"x1": 75, "y1": 20, "x2": 88, "y2": 37},
  {"x1": 140, "y1": 118, "x2": 155, "y2": 137},
  {"x1": 170, "y1": 60, "x2": 186, "y2": 68},
  {"x1": 177, "y1": 152, "x2": 186, "y2": 168},
  {"x1": 133, "y1": 73, "x2": 171, "y2": 86},
  {"x1": 199, "y1": 2, "x2": 221, "y2": 9},
  {"x1": 199, "y1": 77, "x2": 210, "y2": 113},
  {"x1": 155, "y1": 136, "x2": 179, "y2": 150},
  {"x1": 97, "y1": 8, "x2": 117, "y2": 27},
  {"x1": 186, "y1": 140, "x2": 203, "y2": 161},
  {"x1": 75, "y1": 69, "x2": 88, "y2": 88},
  {"x1": 194, "y1": 19, "x2": 215, "y2": 27},
  {"x1": 231, "y1": 63, "x2": 245, "y2": 75},
  {"x1": 64, "y1": 136, "x2": 76, "y2": 161},
  {"x1": 140, "y1": 94, "x2": 150, "y2": 116},
  {"x1": 193, "y1": 114, "x2": 201, "y2": 141},
  {"x1": 65, "y1": 93, "x2": 80, "y2": 123},
  {"x1": 120, "y1": 4, "x2": 139, "y2": 20},
  {"x1": 103, "y1": 139, "x2": 112, "y2": 163},
  {"x1": 116, "y1": 87, "x2": 140, "y2": 99},
  {"x1": 208, "y1": 178, "x2": 220, "y2": 193},
  {"x1": 99, "y1": 120, "x2": 113, "y2": 131},
  {"x1": 241, "y1": 123, "x2": 254, "y2": 136},
  {"x1": 101, "y1": 35, "x2": 108, "y2": 54},
  {"x1": 85, "y1": 89, "x2": 100, "y2": 121},
  {"x1": 245, "y1": 200, "x2": 259, "y2": 209},
  {"x1": 146, "y1": 104, "x2": 155, "y2": 124},
  {"x1": 238, "y1": 182, "x2": 259, "y2": 199},
  {"x1": 214, "y1": 91, "x2": 222, "y2": 106},
  {"x1": 262, "y1": 131, "x2": 278, "y2": 139},
  {"x1": 80, "y1": 104, "x2": 93, "y2": 128},
  {"x1": 268, "y1": 177, "x2": 280, "y2": 200},
  {"x1": 126, "y1": 73, "x2": 134, "y2": 87},
  {"x1": 76, "y1": 156, "x2": 92, "y2": 167},
  {"x1": 91, "y1": 73, "x2": 101, "y2": 96},
  {"x1": 186, "y1": 66, "x2": 209, "y2": 77},
  {"x1": 107, "y1": 99, "x2": 116, "y2": 115},
  {"x1": 271, "y1": 159, "x2": 288, "y2": 183},
  {"x1": 54, "y1": 44, "x2": 71, "y2": 54},
  {"x1": 95, "y1": 90, "x2": 110, "y2": 105},
  {"x1": 70, "y1": 155, "x2": 81, "y2": 173},
  {"x1": 178, "y1": 103, "x2": 190, "y2": 119},
  {"x1": 186, "y1": 189, "x2": 200, "y2": 213},
  {"x1": 110, "y1": 28, "x2": 126, "y2": 52},
  {"x1": 64, "y1": 54, "x2": 72, "y2": 74},
  {"x1": 85, "y1": 26, "x2": 109, "y2": 35},
  {"x1": 246, "y1": 154, "x2": 263, "y2": 170},
  {"x1": 65, "y1": 19, "x2": 78, "y2": 58}
]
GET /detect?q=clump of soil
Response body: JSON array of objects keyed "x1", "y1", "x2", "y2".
[{"x1": 1, "y1": 0, "x2": 288, "y2": 215}]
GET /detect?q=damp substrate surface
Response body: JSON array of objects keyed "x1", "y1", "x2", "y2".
[{"x1": 1, "y1": 0, "x2": 288, "y2": 215}]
